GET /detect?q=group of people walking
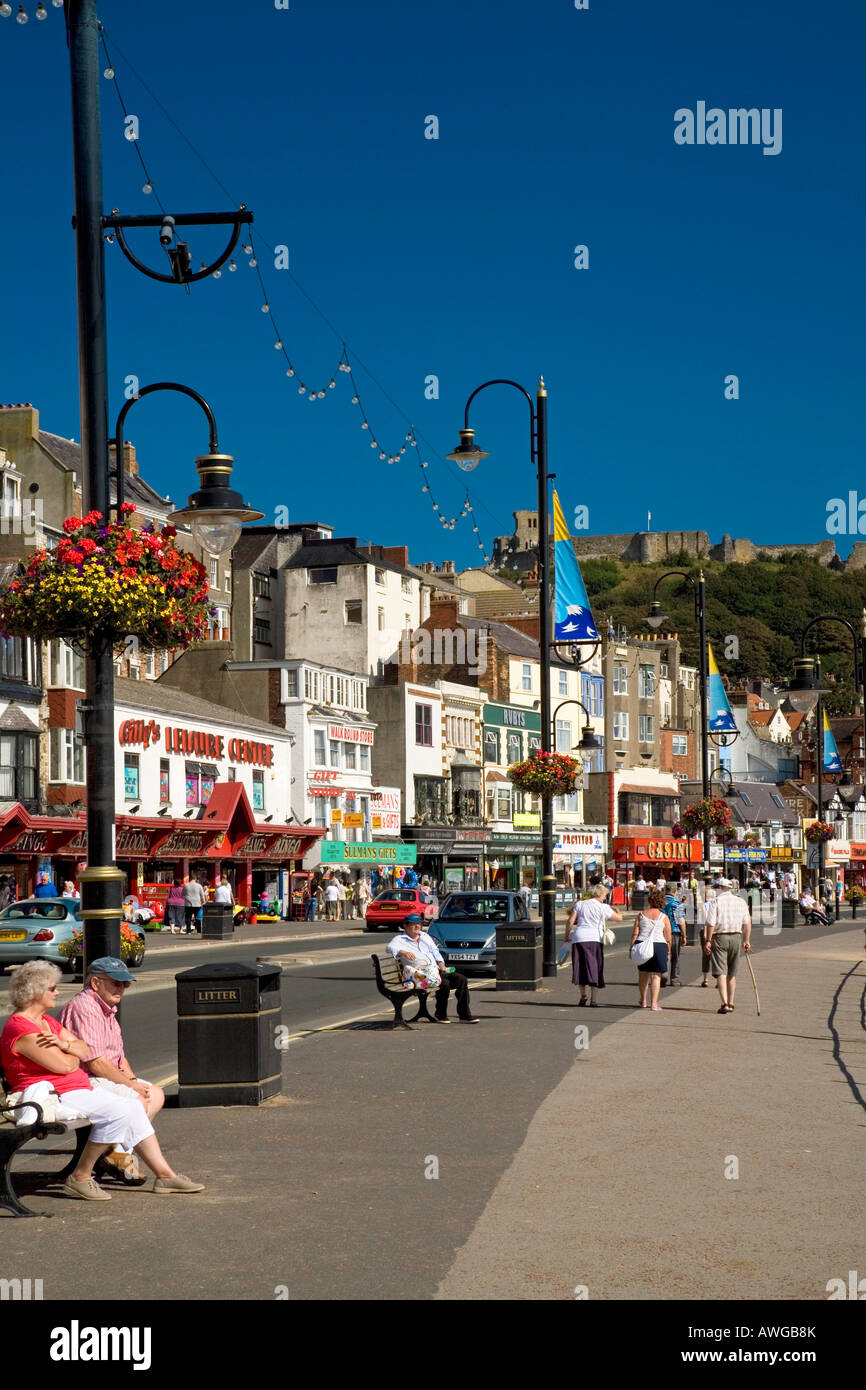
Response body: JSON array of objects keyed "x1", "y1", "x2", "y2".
[
  {"x1": 303, "y1": 873, "x2": 372, "y2": 921},
  {"x1": 566, "y1": 874, "x2": 751, "y2": 1015}
]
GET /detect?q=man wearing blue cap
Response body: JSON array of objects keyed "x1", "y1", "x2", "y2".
[
  {"x1": 387, "y1": 914, "x2": 479, "y2": 1023},
  {"x1": 59, "y1": 955, "x2": 192, "y2": 1188}
]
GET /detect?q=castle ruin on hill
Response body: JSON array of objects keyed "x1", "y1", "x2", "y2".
[{"x1": 491, "y1": 511, "x2": 866, "y2": 572}]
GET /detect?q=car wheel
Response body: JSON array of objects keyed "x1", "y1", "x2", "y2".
[
  {"x1": 61, "y1": 954, "x2": 77, "y2": 975},
  {"x1": 129, "y1": 947, "x2": 145, "y2": 968}
]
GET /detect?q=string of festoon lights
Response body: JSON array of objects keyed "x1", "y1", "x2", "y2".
[
  {"x1": 95, "y1": 23, "x2": 494, "y2": 564},
  {"x1": 0, "y1": 1, "x2": 64, "y2": 22}
]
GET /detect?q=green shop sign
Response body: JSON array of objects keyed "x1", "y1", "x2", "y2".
[
  {"x1": 320, "y1": 841, "x2": 418, "y2": 864},
  {"x1": 483, "y1": 703, "x2": 541, "y2": 732}
]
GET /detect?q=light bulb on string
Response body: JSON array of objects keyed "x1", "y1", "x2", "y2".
[
  {"x1": 213, "y1": 269, "x2": 222, "y2": 279},
  {"x1": 243, "y1": 244, "x2": 253, "y2": 255},
  {"x1": 52, "y1": 0, "x2": 63, "y2": 6},
  {"x1": 400, "y1": 448, "x2": 406, "y2": 456},
  {"x1": 317, "y1": 390, "x2": 325, "y2": 399},
  {"x1": 286, "y1": 367, "x2": 295, "y2": 377},
  {"x1": 260, "y1": 302, "x2": 269, "y2": 313},
  {"x1": 249, "y1": 257, "x2": 258, "y2": 267},
  {"x1": 351, "y1": 395, "x2": 359, "y2": 404},
  {"x1": 328, "y1": 380, "x2": 336, "y2": 389},
  {"x1": 297, "y1": 386, "x2": 306, "y2": 394},
  {"x1": 0, "y1": 5, "x2": 12, "y2": 16},
  {"x1": 16, "y1": 7, "x2": 27, "y2": 23},
  {"x1": 104, "y1": 233, "x2": 115, "y2": 244},
  {"x1": 361, "y1": 422, "x2": 369, "y2": 430},
  {"x1": 379, "y1": 452, "x2": 387, "y2": 460},
  {"x1": 228, "y1": 260, "x2": 237, "y2": 272},
  {"x1": 274, "y1": 340, "x2": 283, "y2": 350},
  {"x1": 36, "y1": 3, "x2": 47, "y2": 19},
  {"x1": 142, "y1": 182, "x2": 153, "y2": 194}
]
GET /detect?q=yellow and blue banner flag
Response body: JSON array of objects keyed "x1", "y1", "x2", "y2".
[
  {"x1": 707, "y1": 644, "x2": 738, "y2": 734},
  {"x1": 822, "y1": 709, "x2": 843, "y2": 773},
  {"x1": 552, "y1": 491, "x2": 599, "y2": 644}
]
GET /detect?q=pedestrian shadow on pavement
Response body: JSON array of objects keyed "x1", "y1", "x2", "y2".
[{"x1": 828, "y1": 961, "x2": 866, "y2": 1117}]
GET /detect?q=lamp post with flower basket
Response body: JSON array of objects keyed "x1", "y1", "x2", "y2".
[{"x1": 4, "y1": 0, "x2": 263, "y2": 977}]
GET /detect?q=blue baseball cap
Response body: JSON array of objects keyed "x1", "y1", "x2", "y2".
[
  {"x1": 404, "y1": 914, "x2": 422, "y2": 923},
  {"x1": 87, "y1": 956, "x2": 134, "y2": 982}
]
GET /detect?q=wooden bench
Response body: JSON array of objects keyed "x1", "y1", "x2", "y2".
[
  {"x1": 371, "y1": 953, "x2": 437, "y2": 1029},
  {"x1": 0, "y1": 1066, "x2": 92, "y2": 1218}
]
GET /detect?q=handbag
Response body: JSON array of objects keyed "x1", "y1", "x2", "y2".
[
  {"x1": 629, "y1": 913, "x2": 656, "y2": 964},
  {"x1": 602, "y1": 925, "x2": 616, "y2": 947}
]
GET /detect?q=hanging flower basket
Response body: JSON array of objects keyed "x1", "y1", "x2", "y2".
[
  {"x1": 671, "y1": 822, "x2": 687, "y2": 840},
  {"x1": 714, "y1": 825, "x2": 738, "y2": 845},
  {"x1": 508, "y1": 750, "x2": 581, "y2": 796},
  {"x1": 681, "y1": 796, "x2": 732, "y2": 836},
  {"x1": 805, "y1": 820, "x2": 834, "y2": 844},
  {"x1": 0, "y1": 506, "x2": 213, "y2": 652}
]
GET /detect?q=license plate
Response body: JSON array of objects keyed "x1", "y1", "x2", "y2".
[
  {"x1": 449, "y1": 951, "x2": 480, "y2": 961},
  {"x1": 0, "y1": 931, "x2": 26, "y2": 941}
]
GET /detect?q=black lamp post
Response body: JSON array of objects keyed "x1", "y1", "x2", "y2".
[
  {"x1": 647, "y1": 569, "x2": 714, "y2": 871},
  {"x1": 448, "y1": 378, "x2": 559, "y2": 977},
  {"x1": 66, "y1": 0, "x2": 258, "y2": 975}
]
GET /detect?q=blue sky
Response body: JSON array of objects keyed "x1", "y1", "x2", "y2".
[{"x1": 1, "y1": 0, "x2": 863, "y2": 565}]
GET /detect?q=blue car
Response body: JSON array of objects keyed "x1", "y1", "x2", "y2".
[
  {"x1": 0, "y1": 898, "x2": 146, "y2": 974},
  {"x1": 428, "y1": 891, "x2": 532, "y2": 973}
]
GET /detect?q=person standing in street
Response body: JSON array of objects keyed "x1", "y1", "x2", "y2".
[
  {"x1": 33, "y1": 870, "x2": 60, "y2": 899},
  {"x1": 704, "y1": 877, "x2": 751, "y2": 1014},
  {"x1": 629, "y1": 887, "x2": 672, "y2": 1011},
  {"x1": 354, "y1": 874, "x2": 370, "y2": 920},
  {"x1": 324, "y1": 877, "x2": 339, "y2": 921},
  {"x1": 337, "y1": 876, "x2": 348, "y2": 920},
  {"x1": 665, "y1": 884, "x2": 686, "y2": 985},
  {"x1": 214, "y1": 876, "x2": 234, "y2": 907},
  {"x1": 566, "y1": 884, "x2": 622, "y2": 1007},
  {"x1": 699, "y1": 877, "x2": 717, "y2": 987},
  {"x1": 164, "y1": 877, "x2": 186, "y2": 934},
  {"x1": 182, "y1": 876, "x2": 206, "y2": 934}
]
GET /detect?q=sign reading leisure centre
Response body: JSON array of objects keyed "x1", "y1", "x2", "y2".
[{"x1": 321, "y1": 841, "x2": 417, "y2": 864}]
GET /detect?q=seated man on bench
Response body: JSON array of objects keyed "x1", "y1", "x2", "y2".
[
  {"x1": 799, "y1": 889, "x2": 830, "y2": 925},
  {"x1": 1, "y1": 960, "x2": 204, "y2": 1201},
  {"x1": 387, "y1": 914, "x2": 479, "y2": 1024},
  {"x1": 59, "y1": 956, "x2": 163, "y2": 1187}
]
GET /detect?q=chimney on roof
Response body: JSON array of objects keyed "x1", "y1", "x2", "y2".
[
  {"x1": 381, "y1": 545, "x2": 409, "y2": 569},
  {"x1": 0, "y1": 403, "x2": 39, "y2": 444}
]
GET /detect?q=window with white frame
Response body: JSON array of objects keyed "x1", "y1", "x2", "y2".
[
  {"x1": 638, "y1": 714, "x2": 655, "y2": 743},
  {"x1": 613, "y1": 711, "x2": 629, "y2": 741},
  {"x1": 558, "y1": 669, "x2": 568, "y2": 696},
  {"x1": 285, "y1": 669, "x2": 298, "y2": 698},
  {"x1": 496, "y1": 786, "x2": 512, "y2": 820},
  {"x1": 314, "y1": 730, "x2": 326, "y2": 766},
  {"x1": 49, "y1": 640, "x2": 85, "y2": 691},
  {"x1": 638, "y1": 664, "x2": 655, "y2": 698},
  {"x1": 344, "y1": 742, "x2": 357, "y2": 770},
  {"x1": 613, "y1": 664, "x2": 628, "y2": 695},
  {"x1": 506, "y1": 731, "x2": 522, "y2": 764},
  {"x1": 345, "y1": 600, "x2": 362, "y2": 625},
  {"x1": 375, "y1": 567, "x2": 386, "y2": 587},
  {"x1": 329, "y1": 740, "x2": 340, "y2": 768},
  {"x1": 671, "y1": 734, "x2": 688, "y2": 757},
  {"x1": 522, "y1": 663, "x2": 532, "y2": 692},
  {"x1": 360, "y1": 743, "x2": 370, "y2": 772},
  {"x1": 401, "y1": 575, "x2": 412, "y2": 594},
  {"x1": 252, "y1": 769, "x2": 265, "y2": 811},
  {"x1": 49, "y1": 726, "x2": 84, "y2": 784}
]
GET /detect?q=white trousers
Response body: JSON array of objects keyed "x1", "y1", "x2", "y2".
[{"x1": 57, "y1": 1088, "x2": 155, "y2": 1148}]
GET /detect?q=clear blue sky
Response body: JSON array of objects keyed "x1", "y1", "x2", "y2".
[{"x1": 1, "y1": 0, "x2": 863, "y2": 564}]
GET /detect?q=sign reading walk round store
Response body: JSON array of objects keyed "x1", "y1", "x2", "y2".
[{"x1": 321, "y1": 841, "x2": 417, "y2": 864}]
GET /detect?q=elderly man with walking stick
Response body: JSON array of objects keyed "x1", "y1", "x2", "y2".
[{"x1": 704, "y1": 877, "x2": 752, "y2": 1015}]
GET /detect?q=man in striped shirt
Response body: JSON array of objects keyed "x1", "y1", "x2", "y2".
[
  {"x1": 59, "y1": 956, "x2": 164, "y2": 1184},
  {"x1": 704, "y1": 879, "x2": 752, "y2": 1014}
]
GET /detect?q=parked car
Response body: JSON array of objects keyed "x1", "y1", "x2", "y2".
[
  {"x1": 0, "y1": 897, "x2": 143, "y2": 974},
  {"x1": 428, "y1": 891, "x2": 532, "y2": 973},
  {"x1": 364, "y1": 888, "x2": 437, "y2": 932}
]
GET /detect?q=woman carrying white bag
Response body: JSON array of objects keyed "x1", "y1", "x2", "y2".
[
  {"x1": 564, "y1": 883, "x2": 623, "y2": 1007},
  {"x1": 629, "y1": 886, "x2": 672, "y2": 1012}
]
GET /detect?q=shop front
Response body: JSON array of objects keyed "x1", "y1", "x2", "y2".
[
  {"x1": 0, "y1": 784, "x2": 324, "y2": 911},
  {"x1": 847, "y1": 843, "x2": 866, "y2": 888},
  {"x1": 613, "y1": 835, "x2": 703, "y2": 890},
  {"x1": 392, "y1": 827, "x2": 487, "y2": 895},
  {"x1": 320, "y1": 839, "x2": 419, "y2": 893},
  {"x1": 553, "y1": 828, "x2": 608, "y2": 891},
  {"x1": 485, "y1": 830, "x2": 542, "y2": 894}
]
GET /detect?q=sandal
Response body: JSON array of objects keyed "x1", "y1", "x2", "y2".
[
  {"x1": 650, "y1": 1004, "x2": 663, "y2": 1012},
  {"x1": 577, "y1": 996, "x2": 588, "y2": 1006},
  {"x1": 717, "y1": 1004, "x2": 730, "y2": 1014}
]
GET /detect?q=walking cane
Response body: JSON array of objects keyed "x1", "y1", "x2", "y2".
[{"x1": 745, "y1": 950, "x2": 761, "y2": 1016}]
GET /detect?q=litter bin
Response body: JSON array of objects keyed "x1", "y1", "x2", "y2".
[
  {"x1": 495, "y1": 922, "x2": 542, "y2": 991},
  {"x1": 176, "y1": 962, "x2": 282, "y2": 1106},
  {"x1": 781, "y1": 898, "x2": 799, "y2": 929},
  {"x1": 201, "y1": 902, "x2": 234, "y2": 939},
  {"x1": 631, "y1": 890, "x2": 648, "y2": 912}
]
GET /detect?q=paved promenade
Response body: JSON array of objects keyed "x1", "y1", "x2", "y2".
[{"x1": 3, "y1": 922, "x2": 864, "y2": 1302}]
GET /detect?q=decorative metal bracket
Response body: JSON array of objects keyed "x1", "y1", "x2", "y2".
[{"x1": 100, "y1": 208, "x2": 253, "y2": 284}]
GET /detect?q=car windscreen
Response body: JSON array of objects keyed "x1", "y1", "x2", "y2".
[
  {"x1": 438, "y1": 896, "x2": 510, "y2": 923},
  {"x1": 1, "y1": 902, "x2": 68, "y2": 920},
  {"x1": 374, "y1": 891, "x2": 417, "y2": 902}
]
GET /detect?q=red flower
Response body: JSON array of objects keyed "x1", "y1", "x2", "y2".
[
  {"x1": 78, "y1": 537, "x2": 98, "y2": 555},
  {"x1": 63, "y1": 548, "x2": 84, "y2": 565},
  {"x1": 121, "y1": 567, "x2": 138, "y2": 580},
  {"x1": 120, "y1": 502, "x2": 137, "y2": 515},
  {"x1": 62, "y1": 517, "x2": 81, "y2": 535}
]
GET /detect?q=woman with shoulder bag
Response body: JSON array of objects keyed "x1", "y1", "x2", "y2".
[
  {"x1": 565, "y1": 883, "x2": 623, "y2": 1007},
  {"x1": 629, "y1": 886, "x2": 672, "y2": 1011}
]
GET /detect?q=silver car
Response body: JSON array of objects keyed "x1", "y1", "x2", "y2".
[{"x1": 0, "y1": 897, "x2": 146, "y2": 973}]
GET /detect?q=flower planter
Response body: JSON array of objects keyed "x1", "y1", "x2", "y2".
[{"x1": 508, "y1": 750, "x2": 581, "y2": 797}]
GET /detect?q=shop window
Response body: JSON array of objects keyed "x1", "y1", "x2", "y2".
[
  {"x1": 124, "y1": 752, "x2": 140, "y2": 802},
  {"x1": 415, "y1": 703, "x2": 433, "y2": 747},
  {"x1": 314, "y1": 730, "x2": 326, "y2": 766},
  {"x1": 345, "y1": 600, "x2": 362, "y2": 625},
  {"x1": 0, "y1": 732, "x2": 38, "y2": 804},
  {"x1": 159, "y1": 759, "x2": 170, "y2": 803},
  {"x1": 252, "y1": 770, "x2": 265, "y2": 812}
]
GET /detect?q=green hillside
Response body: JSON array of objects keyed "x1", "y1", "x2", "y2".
[{"x1": 576, "y1": 552, "x2": 866, "y2": 717}]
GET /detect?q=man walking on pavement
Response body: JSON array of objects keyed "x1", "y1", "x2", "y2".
[
  {"x1": 704, "y1": 877, "x2": 751, "y2": 1014},
  {"x1": 182, "y1": 876, "x2": 206, "y2": 934},
  {"x1": 387, "y1": 914, "x2": 479, "y2": 1023}
]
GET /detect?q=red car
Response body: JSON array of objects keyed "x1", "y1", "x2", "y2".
[{"x1": 364, "y1": 888, "x2": 436, "y2": 932}]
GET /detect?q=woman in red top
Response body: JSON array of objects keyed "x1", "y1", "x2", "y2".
[{"x1": 2, "y1": 960, "x2": 204, "y2": 1201}]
